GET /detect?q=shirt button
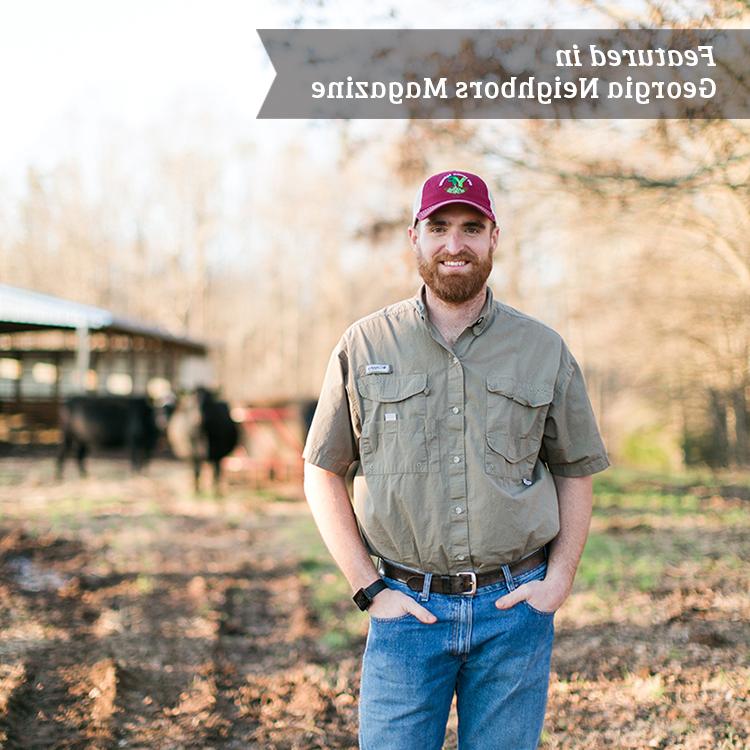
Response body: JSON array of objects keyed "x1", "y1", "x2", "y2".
[
  {"x1": 453, "y1": 455, "x2": 461, "y2": 463},
  {"x1": 451, "y1": 407, "x2": 460, "y2": 414},
  {"x1": 455, "y1": 506, "x2": 463, "y2": 514},
  {"x1": 457, "y1": 554, "x2": 466, "y2": 561},
  {"x1": 453, "y1": 356, "x2": 460, "y2": 364}
]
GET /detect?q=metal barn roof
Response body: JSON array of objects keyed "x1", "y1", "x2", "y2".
[{"x1": 0, "y1": 283, "x2": 206, "y2": 353}]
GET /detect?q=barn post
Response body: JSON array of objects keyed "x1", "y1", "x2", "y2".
[{"x1": 75, "y1": 324, "x2": 90, "y2": 393}]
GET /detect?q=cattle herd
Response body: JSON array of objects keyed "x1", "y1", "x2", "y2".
[{"x1": 57, "y1": 387, "x2": 239, "y2": 493}]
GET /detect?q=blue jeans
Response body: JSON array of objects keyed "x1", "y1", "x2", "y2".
[{"x1": 359, "y1": 560, "x2": 555, "y2": 750}]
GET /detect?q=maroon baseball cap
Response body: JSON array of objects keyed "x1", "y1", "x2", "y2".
[{"x1": 412, "y1": 170, "x2": 497, "y2": 225}]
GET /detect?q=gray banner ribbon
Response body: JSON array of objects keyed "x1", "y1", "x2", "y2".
[{"x1": 257, "y1": 29, "x2": 750, "y2": 119}]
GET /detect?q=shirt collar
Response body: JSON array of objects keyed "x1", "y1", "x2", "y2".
[
  {"x1": 471, "y1": 285, "x2": 495, "y2": 335},
  {"x1": 413, "y1": 286, "x2": 427, "y2": 321},
  {"x1": 412, "y1": 284, "x2": 496, "y2": 336}
]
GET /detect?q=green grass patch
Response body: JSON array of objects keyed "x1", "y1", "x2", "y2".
[
  {"x1": 578, "y1": 532, "x2": 666, "y2": 592},
  {"x1": 276, "y1": 513, "x2": 368, "y2": 652},
  {"x1": 594, "y1": 489, "x2": 702, "y2": 515},
  {"x1": 135, "y1": 574, "x2": 155, "y2": 595},
  {"x1": 272, "y1": 469, "x2": 749, "y2": 637},
  {"x1": 252, "y1": 486, "x2": 296, "y2": 504},
  {"x1": 595, "y1": 465, "x2": 750, "y2": 495},
  {"x1": 584, "y1": 469, "x2": 749, "y2": 599}
]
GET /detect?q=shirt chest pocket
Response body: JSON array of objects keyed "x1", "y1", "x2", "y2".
[
  {"x1": 485, "y1": 378, "x2": 553, "y2": 481},
  {"x1": 356, "y1": 373, "x2": 430, "y2": 475}
]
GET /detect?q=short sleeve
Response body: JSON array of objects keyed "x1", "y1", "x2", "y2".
[
  {"x1": 540, "y1": 343, "x2": 610, "y2": 477},
  {"x1": 302, "y1": 335, "x2": 359, "y2": 476}
]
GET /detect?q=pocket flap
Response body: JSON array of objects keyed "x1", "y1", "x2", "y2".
[
  {"x1": 357, "y1": 373, "x2": 428, "y2": 403},
  {"x1": 487, "y1": 431, "x2": 539, "y2": 463},
  {"x1": 486, "y1": 377, "x2": 553, "y2": 408}
]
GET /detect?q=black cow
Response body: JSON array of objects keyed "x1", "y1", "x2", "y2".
[
  {"x1": 57, "y1": 395, "x2": 158, "y2": 478},
  {"x1": 166, "y1": 387, "x2": 238, "y2": 494},
  {"x1": 300, "y1": 399, "x2": 317, "y2": 442}
]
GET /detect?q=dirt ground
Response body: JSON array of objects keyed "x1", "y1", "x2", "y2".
[{"x1": 0, "y1": 456, "x2": 748, "y2": 749}]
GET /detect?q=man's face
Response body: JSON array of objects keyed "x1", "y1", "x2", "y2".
[{"x1": 408, "y1": 204, "x2": 499, "y2": 304}]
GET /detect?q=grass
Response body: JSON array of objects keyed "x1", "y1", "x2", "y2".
[
  {"x1": 577, "y1": 533, "x2": 664, "y2": 592},
  {"x1": 275, "y1": 467, "x2": 750, "y2": 652},
  {"x1": 275, "y1": 513, "x2": 368, "y2": 652},
  {"x1": 135, "y1": 574, "x2": 155, "y2": 595},
  {"x1": 576, "y1": 467, "x2": 750, "y2": 597},
  {"x1": 1, "y1": 459, "x2": 747, "y2": 748},
  {"x1": 592, "y1": 465, "x2": 750, "y2": 492}
]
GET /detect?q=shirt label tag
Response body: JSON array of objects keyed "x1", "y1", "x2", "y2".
[
  {"x1": 366, "y1": 364, "x2": 392, "y2": 375},
  {"x1": 384, "y1": 413, "x2": 398, "y2": 422}
]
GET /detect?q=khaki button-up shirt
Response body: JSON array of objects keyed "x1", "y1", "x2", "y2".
[{"x1": 303, "y1": 285, "x2": 609, "y2": 575}]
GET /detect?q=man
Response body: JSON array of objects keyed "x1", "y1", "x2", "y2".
[{"x1": 303, "y1": 170, "x2": 609, "y2": 749}]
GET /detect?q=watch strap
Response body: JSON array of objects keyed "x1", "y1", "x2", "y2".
[
  {"x1": 353, "y1": 578, "x2": 388, "y2": 611},
  {"x1": 363, "y1": 578, "x2": 387, "y2": 600}
]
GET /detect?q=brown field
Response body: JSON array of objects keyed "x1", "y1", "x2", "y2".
[{"x1": 0, "y1": 457, "x2": 747, "y2": 749}]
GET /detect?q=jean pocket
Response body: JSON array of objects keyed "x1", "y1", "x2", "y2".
[
  {"x1": 369, "y1": 612, "x2": 413, "y2": 623},
  {"x1": 520, "y1": 600, "x2": 556, "y2": 617}
]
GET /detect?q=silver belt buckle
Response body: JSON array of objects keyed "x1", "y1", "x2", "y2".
[{"x1": 457, "y1": 571, "x2": 477, "y2": 595}]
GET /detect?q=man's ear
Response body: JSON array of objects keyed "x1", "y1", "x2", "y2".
[
  {"x1": 490, "y1": 224, "x2": 500, "y2": 253},
  {"x1": 408, "y1": 224, "x2": 420, "y2": 253}
]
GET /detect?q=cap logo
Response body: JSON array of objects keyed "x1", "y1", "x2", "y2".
[{"x1": 439, "y1": 173, "x2": 472, "y2": 195}]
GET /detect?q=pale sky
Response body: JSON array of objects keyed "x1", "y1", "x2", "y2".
[
  {"x1": 0, "y1": 1, "x2": 274, "y2": 185},
  {"x1": 0, "y1": 0, "x2": 621, "y2": 193}
]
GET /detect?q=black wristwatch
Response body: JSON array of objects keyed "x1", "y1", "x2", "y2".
[{"x1": 353, "y1": 579, "x2": 388, "y2": 611}]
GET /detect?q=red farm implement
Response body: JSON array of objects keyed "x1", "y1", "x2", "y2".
[{"x1": 225, "y1": 404, "x2": 313, "y2": 486}]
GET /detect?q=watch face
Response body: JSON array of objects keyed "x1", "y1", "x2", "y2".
[{"x1": 353, "y1": 588, "x2": 371, "y2": 611}]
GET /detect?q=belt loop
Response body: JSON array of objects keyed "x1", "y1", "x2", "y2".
[
  {"x1": 501, "y1": 563, "x2": 515, "y2": 591},
  {"x1": 418, "y1": 572, "x2": 433, "y2": 602}
]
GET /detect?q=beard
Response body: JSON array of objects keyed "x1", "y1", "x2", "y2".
[{"x1": 416, "y1": 249, "x2": 493, "y2": 304}]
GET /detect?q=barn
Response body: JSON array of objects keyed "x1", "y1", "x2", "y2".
[{"x1": 0, "y1": 283, "x2": 207, "y2": 445}]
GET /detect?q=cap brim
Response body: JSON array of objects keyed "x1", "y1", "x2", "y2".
[{"x1": 415, "y1": 198, "x2": 496, "y2": 224}]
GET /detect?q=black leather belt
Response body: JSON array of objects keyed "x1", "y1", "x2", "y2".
[{"x1": 380, "y1": 546, "x2": 547, "y2": 596}]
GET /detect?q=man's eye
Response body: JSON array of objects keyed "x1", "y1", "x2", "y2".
[{"x1": 465, "y1": 227, "x2": 480, "y2": 234}]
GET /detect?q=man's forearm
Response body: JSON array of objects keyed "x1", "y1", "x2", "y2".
[
  {"x1": 303, "y1": 461, "x2": 381, "y2": 591},
  {"x1": 546, "y1": 474, "x2": 593, "y2": 593}
]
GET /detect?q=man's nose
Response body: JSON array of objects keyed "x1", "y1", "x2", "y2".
[{"x1": 445, "y1": 230, "x2": 464, "y2": 254}]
